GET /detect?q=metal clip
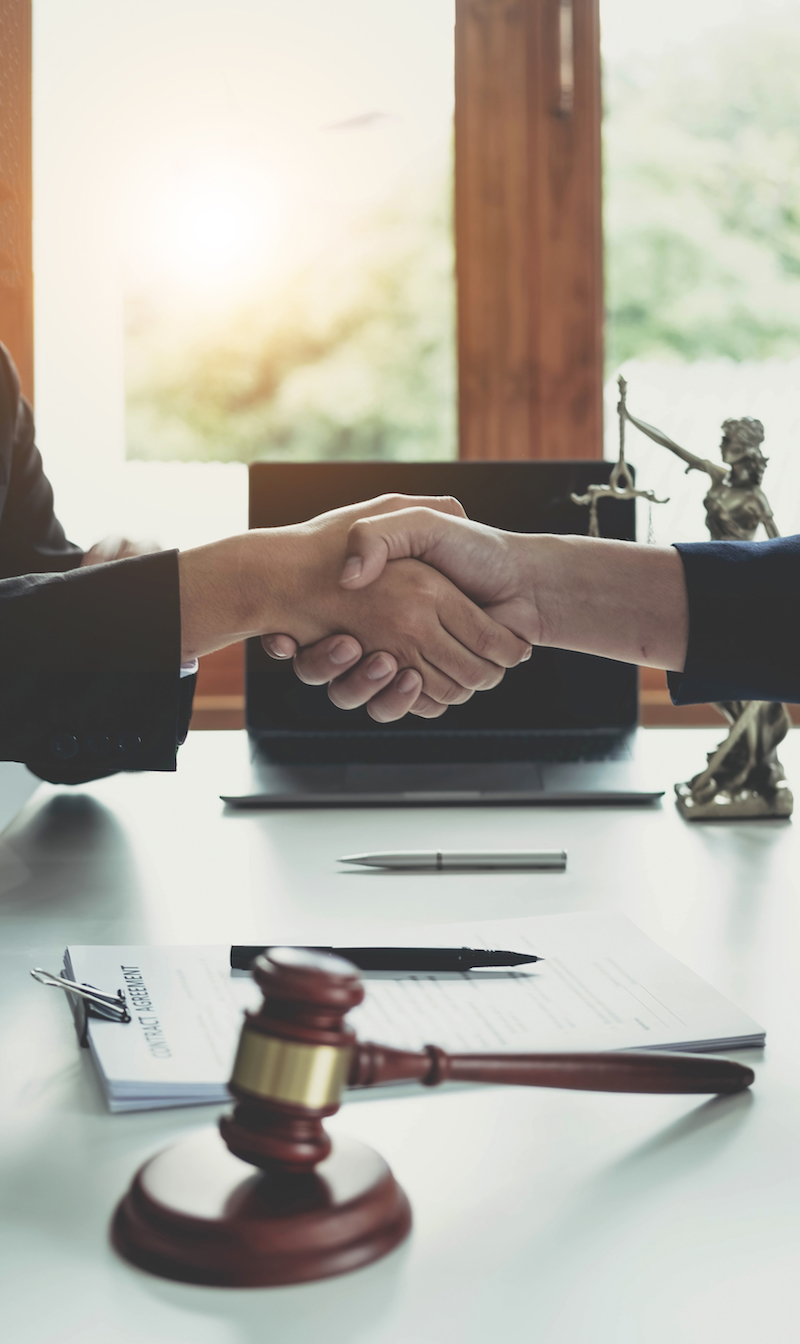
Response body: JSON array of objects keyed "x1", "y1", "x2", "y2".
[{"x1": 31, "y1": 968, "x2": 131, "y2": 1023}]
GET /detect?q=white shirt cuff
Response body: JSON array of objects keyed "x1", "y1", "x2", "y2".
[{"x1": 180, "y1": 659, "x2": 199, "y2": 678}]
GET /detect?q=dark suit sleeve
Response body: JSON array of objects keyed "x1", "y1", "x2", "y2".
[
  {"x1": 667, "y1": 536, "x2": 800, "y2": 704},
  {"x1": 0, "y1": 549, "x2": 192, "y2": 784},
  {"x1": 0, "y1": 344, "x2": 83, "y2": 577}
]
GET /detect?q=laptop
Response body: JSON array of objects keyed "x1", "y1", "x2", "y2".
[{"x1": 221, "y1": 461, "x2": 664, "y2": 807}]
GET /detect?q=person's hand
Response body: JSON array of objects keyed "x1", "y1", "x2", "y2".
[
  {"x1": 273, "y1": 549, "x2": 529, "y2": 713},
  {"x1": 338, "y1": 508, "x2": 540, "y2": 642},
  {"x1": 261, "y1": 632, "x2": 430, "y2": 721},
  {"x1": 332, "y1": 506, "x2": 690, "y2": 674},
  {"x1": 258, "y1": 493, "x2": 525, "y2": 721},
  {"x1": 81, "y1": 536, "x2": 160, "y2": 567}
]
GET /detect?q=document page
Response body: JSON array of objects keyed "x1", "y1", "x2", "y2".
[
  {"x1": 66, "y1": 913, "x2": 764, "y2": 1112},
  {"x1": 349, "y1": 912, "x2": 764, "y2": 1056},
  {"x1": 65, "y1": 944, "x2": 262, "y2": 1110}
]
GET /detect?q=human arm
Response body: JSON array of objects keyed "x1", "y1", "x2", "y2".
[
  {"x1": 178, "y1": 512, "x2": 529, "y2": 707},
  {"x1": 277, "y1": 526, "x2": 686, "y2": 717},
  {"x1": 0, "y1": 551, "x2": 188, "y2": 784},
  {"x1": 339, "y1": 508, "x2": 800, "y2": 704},
  {"x1": 339, "y1": 509, "x2": 688, "y2": 670},
  {"x1": 0, "y1": 502, "x2": 529, "y2": 783},
  {"x1": 278, "y1": 514, "x2": 687, "y2": 718}
]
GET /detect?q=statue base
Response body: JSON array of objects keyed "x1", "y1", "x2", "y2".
[
  {"x1": 112, "y1": 1127, "x2": 411, "y2": 1287},
  {"x1": 675, "y1": 779, "x2": 794, "y2": 821}
]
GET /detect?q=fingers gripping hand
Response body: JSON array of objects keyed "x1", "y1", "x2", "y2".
[
  {"x1": 268, "y1": 559, "x2": 528, "y2": 714},
  {"x1": 256, "y1": 498, "x2": 524, "y2": 720},
  {"x1": 262, "y1": 630, "x2": 429, "y2": 721},
  {"x1": 81, "y1": 535, "x2": 160, "y2": 566},
  {"x1": 330, "y1": 559, "x2": 530, "y2": 702},
  {"x1": 261, "y1": 632, "x2": 366, "y2": 678},
  {"x1": 339, "y1": 508, "x2": 472, "y2": 588},
  {"x1": 340, "y1": 508, "x2": 539, "y2": 647}
]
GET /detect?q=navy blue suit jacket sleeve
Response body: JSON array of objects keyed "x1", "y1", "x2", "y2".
[{"x1": 667, "y1": 536, "x2": 800, "y2": 704}]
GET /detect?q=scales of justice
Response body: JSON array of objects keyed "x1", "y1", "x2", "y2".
[{"x1": 572, "y1": 376, "x2": 793, "y2": 821}]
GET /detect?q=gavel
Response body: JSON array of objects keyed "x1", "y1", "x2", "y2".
[
  {"x1": 221, "y1": 947, "x2": 753, "y2": 1169},
  {"x1": 113, "y1": 948, "x2": 755, "y2": 1288}
]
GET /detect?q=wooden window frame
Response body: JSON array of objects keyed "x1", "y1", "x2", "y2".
[
  {"x1": 0, "y1": 0, "x2": 33, "y2": 400},
  {"x1": 455, "y1": 0, "x2": 604, "y2": 461}
]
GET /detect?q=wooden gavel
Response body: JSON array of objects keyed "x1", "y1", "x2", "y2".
[
  {"x1": 113, "y1": 947, "x2": 755, "y2": 1288},
  {"x1": 220, "y1": 947, "x2": 755, "y2": 1172}
]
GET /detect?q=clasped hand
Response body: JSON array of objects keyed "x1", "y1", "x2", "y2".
[{"x1": 260, "y1": 494, "x2": 533, "y2": 721}]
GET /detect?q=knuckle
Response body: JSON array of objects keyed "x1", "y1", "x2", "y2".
[
  {"x1": 471, "y1": 622, "x2": 502, "y2": 661},
  {"x1": 476, "y1": 664, "x2": 505, "y2": 691},
  {"x1": 416, "y1": 573, "x2": 440, "y2": 601},
  {"x1": 435, "y1": 680, "x2": 469, "y2": 706},
  {"x1": 368, "y1": 699, "x2": 401, "y2": 723},
  {"x1": 411, "y1": 701, "x2": 447, "y2": 718}
]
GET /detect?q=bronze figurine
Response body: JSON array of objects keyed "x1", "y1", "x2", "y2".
[{"x1": 621, "y1": 378, "x2": 792, "y2": 820}]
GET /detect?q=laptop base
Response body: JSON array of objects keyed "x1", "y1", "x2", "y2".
[{"x1": 221, "y1": 735, "x2": 664, "y2": 808}]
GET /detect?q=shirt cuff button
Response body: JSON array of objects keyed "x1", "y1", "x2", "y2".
[
  {"x1": 84, "y1": 732, "x2": 110, "y2": 760},
  {"x1": 50, "y1": 732, "x2": 79, "y2": 760},
  {"x1": 115, "y1": 732, "x2": 143, "y2": 758}
]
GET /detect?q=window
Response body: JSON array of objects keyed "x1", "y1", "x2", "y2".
[
  {"x1": 30, "y1": 0, "x2": 458, "y2": 557},
  {"x1": 603, "y1": 0, "x2": 800, "y2": 544},
  {"x1": 602, "y1": 0, "x2": 800, "y2": 723}
]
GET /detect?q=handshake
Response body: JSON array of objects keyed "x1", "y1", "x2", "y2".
[{"x1": 178, "y1": 493, "x2": 690, "y2": 717}]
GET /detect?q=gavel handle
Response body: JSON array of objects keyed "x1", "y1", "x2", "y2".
[{"x1": 349, "y1": 1042, "x2": 754, "y2": 1095}]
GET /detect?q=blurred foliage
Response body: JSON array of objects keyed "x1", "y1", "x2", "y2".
[
  {"x1": 605, "y1": 19, "x2": 800, "y2": 368},
  {"x1": 125, "y1": 186, "x2": 456, "y2": 463}
]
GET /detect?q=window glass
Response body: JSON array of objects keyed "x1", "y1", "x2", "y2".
[
  {"x1": 602, "y1": 0, "x2": 800, "y2": 541},
  {"x1": 116, "y1": 0, "x2": 455, "y2": 466}
]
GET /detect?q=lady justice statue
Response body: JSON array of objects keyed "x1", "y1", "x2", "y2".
[{"x1": 620, "y1": 379, "x2": 792, "y2": 819}]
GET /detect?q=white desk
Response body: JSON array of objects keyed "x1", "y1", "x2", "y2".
[{"x1": 2, "y1": 729, "x2": 799, "y2": 1344}]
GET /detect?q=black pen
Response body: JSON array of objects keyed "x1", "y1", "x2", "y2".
[{"x1": 230, "y1": 945, "x2": 543, "y2": 973}]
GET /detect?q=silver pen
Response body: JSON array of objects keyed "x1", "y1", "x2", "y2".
[{"x1": 339, "y1": 850, "x2": 566, "y2": 871}]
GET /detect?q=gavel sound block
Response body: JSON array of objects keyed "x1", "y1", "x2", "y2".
[{"x1": 112, "y1": 948, "x2": 755, "y2": 1288}]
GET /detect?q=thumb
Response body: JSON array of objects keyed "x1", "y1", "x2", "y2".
[{"x1": 340, "y1": 508, "x2": 464, "y2": 589}]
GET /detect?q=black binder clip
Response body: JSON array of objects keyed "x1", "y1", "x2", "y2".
[{"x1": 31, "y1": 967, "x2": 131, "y2": 1047}]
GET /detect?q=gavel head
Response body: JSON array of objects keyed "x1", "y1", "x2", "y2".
[{"x1": 219, "y1": 947, "x2": 363, "y2": 1173}]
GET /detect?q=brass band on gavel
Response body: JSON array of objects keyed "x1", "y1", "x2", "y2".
[{"x1": 231, "y1": 1026, "x2": 352, "y2": 1109}]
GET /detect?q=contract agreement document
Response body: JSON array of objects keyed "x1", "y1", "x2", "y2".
[{"x1": 64, "y1": 913, "x2": 765, "y2": 1112}]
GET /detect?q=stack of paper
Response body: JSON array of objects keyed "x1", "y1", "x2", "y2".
[{"x1": 64, "y1": 913, "x2": 765, "y2": 1113}]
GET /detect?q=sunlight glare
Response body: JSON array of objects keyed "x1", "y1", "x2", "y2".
[{"x1": 136, "y1": 162, "x2": 283, "y2": 294}]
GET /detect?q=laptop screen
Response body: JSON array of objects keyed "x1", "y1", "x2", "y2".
[{"x1": 246, "y1": 462, "x2": 637, "y2": 763}]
